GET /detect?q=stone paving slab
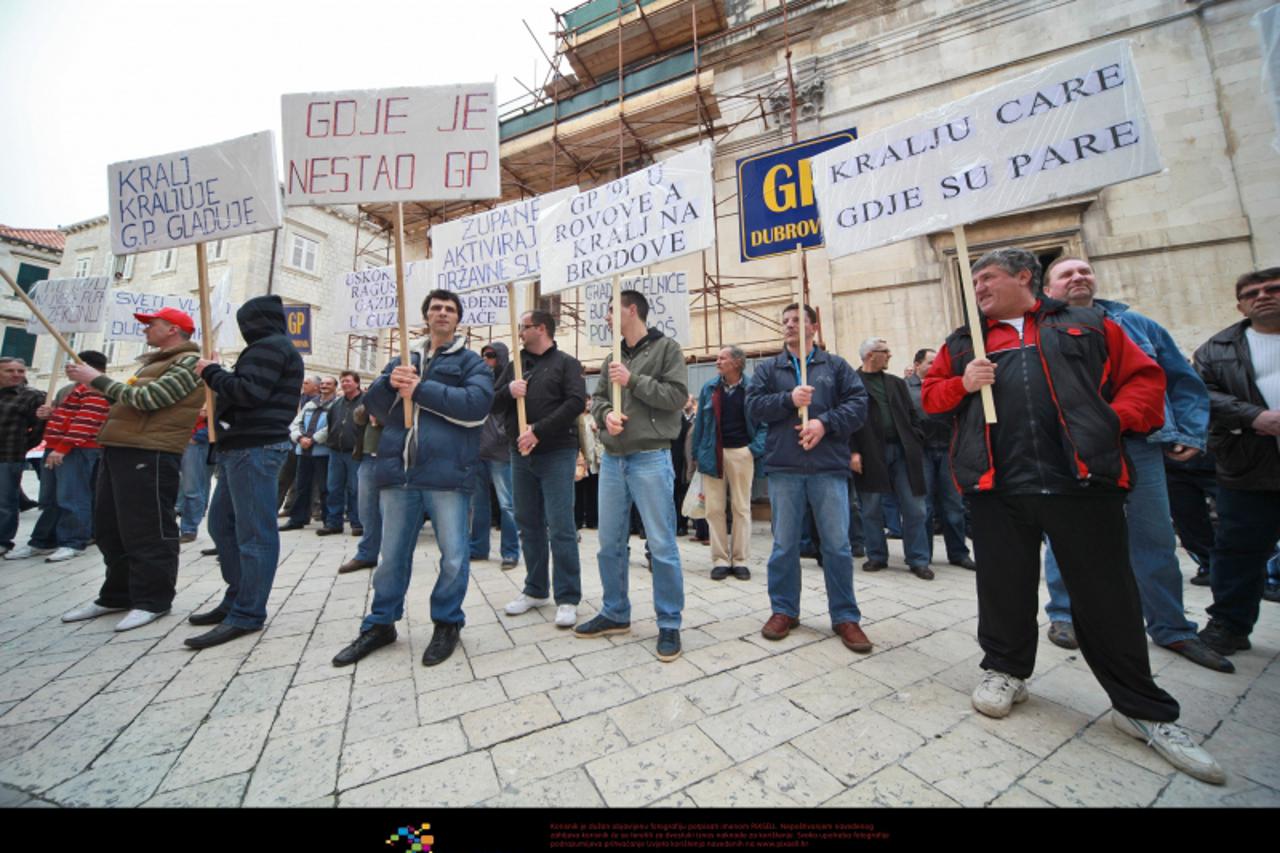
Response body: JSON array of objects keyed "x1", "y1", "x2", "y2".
[{"x1": 1, "y1": 508, "x2": 1278, "y2": 809}]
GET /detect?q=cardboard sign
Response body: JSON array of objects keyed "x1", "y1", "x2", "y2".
[
  {"x1": 337, "y1": 261, "x2": 431, "y2": 331},
  {"x1": 108, "y1": 131, "x2": 282, "y2": 255},
  {"x1": 430, "y1": 187, "x2": 577, "y2": 293},
  {"x1": 282, "y1": 84, "x2": 500, "y2": 204},
  {"x1": 736, "y1": 129, "x2": 857, "y2": 261},
  {"x1": 106, "y1": 289, "x2": 236, "y2": 346},
  {"x1": 537, "y1": 143, "x2": 716, "y2": 293},
  {"x1": 810, "y1": 41, "x2": 1161, "y2": 258},
  {"x1": 24, "y1": 277, "x2": 109, "y2": 335},
  {"x1": 585, "y1": 272, "x2": 690, "y2": 346}
]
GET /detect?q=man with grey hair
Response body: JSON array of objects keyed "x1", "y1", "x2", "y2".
[
  {"x1": 691, "y1": 345, "x2": 764, "y2": 580},
  {"x1": 850, "y1": 337, "x2": 932, "y2": 579},
  {"x1": 922, "y1": 246, "x2": 1225, "y2": 784}
]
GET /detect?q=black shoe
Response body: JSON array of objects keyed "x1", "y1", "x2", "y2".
[
  {"x1": 711, "y1": 565, "x2": 730, "y2": 581},
  {"x1": 1199, "y1": 619, "x2": 1251, "y2": 655},
  {"x1": 1189, "y1": 569, "x2": 1211, "y2": 587},
  {"x1": 731, "y1": 565, "x2": 751, "y2": 581},
  {"x1": 316, "y1": 527, "x2": 343, "y2": 537},
  {"x1": 351, "y1": 527, "x2": 364, "y2": 537},
  {"x1": 862, "y1": 560, "x2": 887, "y2": 572},
  {"x1": 332, "y1": 624, "x2": 397, "y2": 667},
  {"x1": 1047, "y1": 621, "x2": 1078, "y2": 650},
  {"x1": 887, "y1": 532, "x2": 902, "y2": 540},
  {"x1": 949, "y1": 556, "x2": 977, "y2": 571},
  {"x1": 909, "y1": 564, "x2": 935, "y2": 581},
  {"x1": 184, "y1": 623, "x2": 258, "y2": 650},
  {"x1": 852, "y1": 545, "x2": 866, "y2": 558},
  {"x1": 188, "y1": 606, "x2": 228, "y2": 626},
  {"x1": 200, "y1": 547, "x2": 219, "y2": 557},
  {"x1": 422, "y1": 622, "x2": 461, "y2": 667},
  {"x1": 1264, "y1": 581, "x2": 1280, "y2": 603},
  {"x1": 279, "y1": 522, "x2": 306, "y2": 531},
  {"x1": 1164, "y1": 638, "x2": 1235, "y2": 673},
  {"x1": 656, "y1": 628, "x2": 681, "y2": 662}
]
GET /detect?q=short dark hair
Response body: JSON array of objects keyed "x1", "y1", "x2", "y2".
[
  {"x1": 525, "y1": 309, "x2": 556, "y2": 337},
  {"x1": 1236, "y1": 268, "x2": 1280, "y2": 298},
  {"x1": 78, "y1": 350, "x2": 108, "y2": 372},
  {"x1": 339, "y1": 370, "x2": 360, "y2": 385},
  {"x1": 971, "y1": 247, "x2": 1042, "y2": 293},
  {"x1": 913, "y1": 348, "x2": 936, "y2": 365},
  {"x1": 423, "y1": 289, "x2": 462, "y2": 319},
  {"x1": 782, "y1": 302, "x2": 817, "y2": 324},
  {"x1": 619, "y1": 290, "x2": 649, "y2": 321}
]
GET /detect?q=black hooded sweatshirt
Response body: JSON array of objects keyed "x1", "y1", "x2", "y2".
[
  {"x1": 479, "y1": 341, "x2": 510, "y2": 462},
  {"x1": 199, "y1": 295, "x2": 305, "y2": 450}
]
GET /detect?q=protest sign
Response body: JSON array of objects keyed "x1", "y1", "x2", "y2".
[
  {"x1": 457, "y1": 287, "x2": 508, "y2": 328},
  {"x1": 24, "y1": 277, "x2": 109, "y2": 335},
  {"x1": 107, "y1": 289, "x2": 236, "y2": 346},
  {"x1": 430, "y1": 187, "x2": 577, "y2": 293},
  {"x1": 585, "y1": 273, "x2": 690, "y2": 346},
  {"x1": 108, "y1": 132, "x2": 282, "y2": 256},
  {"x1": 809, "y1": 41, "x2": 1161, "y2": 258},
  {"x1": 336, "y1": 261, "x2": 430, "y2": 332},
  {"x1": 537, "y1": 143, "x2": 716, "y2": 294},
  {"x1": 282, "y1": 84, "x2": 500, "y2": 204}
]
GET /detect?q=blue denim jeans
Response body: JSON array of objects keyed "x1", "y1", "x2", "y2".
[
  {"x1": 353, "y1": 457, "x2": 382, "y2": 563},
  {"x1": 858, "y1": 444, "x2": 931, "y2": 567},
  {"x1": 848, "y1": 480, "x2": 864, "y2": 552},
  {"x1": 1208, "y1": 485, "x2": 1280, "y2": 635},
  {"x1": 363, "y1": 486, "x2": 470, "y2": 630},
  {"x1": 53, "y1": 448, "x2": 99, "y2": 550},
  {"x1": 512, "y1": 447, "x2": 580, "y2": 604},
  {"x1": 470, "y1": 459, "x2": 518, "y2": 562},
  {"x1": 1044, "y1": 438, "x2": 1198, "y2": 645},
  {"x1": 922, "y1": 446, "x2": 970, "y2": 562},
  {"x1": 596, "y1": 450, "x2": 683, "y2": 629},
  {"x1": 325, "y1": 453, "x2": 361, "y2": 529},
  {"x1": 178, "y1": 442, "x2": 214, "y2": 536},
  {"x1": 767, "y1": 472, "x2": 861, "y2": 626},
  {"x1": 0, "y1": 459, "x2": 25, "y2": 549},
  {"x1": 28, "y1": 456, "x2": 60, "y2": 549},
  {"x1": 208, "y1": 442, "x2": 291, "y2": 629}
]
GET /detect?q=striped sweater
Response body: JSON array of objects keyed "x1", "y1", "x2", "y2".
[
  {"x1": 43, "y1": 384, "x2": 110, "y2": 453},
  {"x1": 91, "y1": 341, "x2": 205, "y2": 454}
]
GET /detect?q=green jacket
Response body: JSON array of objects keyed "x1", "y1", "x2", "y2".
[{"x1": 592, "y1": 329, "x2": 688, "y2": 456}]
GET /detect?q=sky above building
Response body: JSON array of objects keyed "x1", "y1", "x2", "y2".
[{"x1": 0, "y1": 0, "x2": 561, "y2": 229}]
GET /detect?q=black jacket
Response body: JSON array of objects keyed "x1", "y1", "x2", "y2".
[
  {"x1": 326, "y1": 390, "x2": 366, "y2": 454},
  {"x1": 492, "y1": 342, "x2": 588, "y2": 455},
  {"x1": 479, "y1": 342, "x2": 510, "y2": 462},
  {"x1": 1194, "y1": 319, "x2": 1280, "y2": 490},
  {"x1": 850, "y1": 369, "x2": 926, "y2": 495},
  {"x1": 201, "y1": 296, "x2": 305, "y2": 450},
  {"x1": 906, "y1": 373, "x2": 951, "y2": 450}
]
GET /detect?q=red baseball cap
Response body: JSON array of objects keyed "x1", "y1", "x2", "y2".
[{"x1": 133, "y1": 307, "x2": 195, "y2": 334}]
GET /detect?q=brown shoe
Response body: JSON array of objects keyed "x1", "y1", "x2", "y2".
[
  {"x1": 761, "y1": 613, "x2": 800, "y2": 641},
  {"x1": 834, "y1": 622, "x2": 872, "y2": 653},
  {"x1": 338, "y1": 558, "x2": 377, "y2": 574}
]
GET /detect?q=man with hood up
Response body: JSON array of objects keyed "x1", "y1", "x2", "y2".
[
  {"x1": 183, "y1": 295, "x2": 305, "y2": 649},
  {"x1": 472, "y1": 341, "x2": 520, "y2": 569}
]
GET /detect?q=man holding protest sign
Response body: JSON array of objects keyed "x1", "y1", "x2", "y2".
[
  {"x1": 922, "y1": 247, "x2": 1224, "y2": 784},
  {"x1": 61, "y1": 308, "x2": 205, "y2": 632},
  {"x1": 747, "y1": 304, "x2": 872, "y2": 652},
  {"x1": 332, "y1": 289, "x2": 493, "y2": 668},
  {"x1": 493, "y1": 311, "x2": 589, "y2": 627},
  {"x1": 579, "y1": 291, "x2": 688, "y2": 662}
]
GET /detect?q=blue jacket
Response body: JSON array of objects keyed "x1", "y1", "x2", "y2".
[
  {"x1": 691, "y1": 376, "x2": 765, "y2": 478},
  {"x1": 365, "y1": 337, "x2": 494, "y2": 491},
  {"x1": 1097, "y1": 298, "x2": 1209, "y2": 450},
  {"x1": 745, "y1": 347, "x2": 868, "y2": 476}
]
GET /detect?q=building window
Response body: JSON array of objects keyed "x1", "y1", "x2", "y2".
[
  {"x1": 120, "y1": 255, "x2": 135, "y2": 279},
  {"x1": 101, "y1": 253, "x2": 115, "y2": 277},
  {"x1": 352, "y1": 335, "x2": 381, "y2": 373},
  {"x1": 288, "y1": 234, "x2": 319, "y2": 274},
  {"x1": 74, "y1": 256, "x2": 92, "y2": 277},
  {"x1": 208, "y1": 239, "x2": 226, "y2": 262},
  {"x1": 156, "y1": 249, "x2": 176, "y2": 273}
]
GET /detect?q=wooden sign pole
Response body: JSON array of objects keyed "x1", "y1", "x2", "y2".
[
  {"x1": 394, "y1": 203, "x2": 413, "y2": 428},
  {"x1": 0, "y1": 269, "x2": 81, "y2": 363},
  {"x1": 794, "y1": 243, "x2": 808, "y2": 427},
  {"x1": 611, "y1": 274, "x2": 623, "y2": 416},
  {"x1": 195, "y1": 243, "x2": 218, "y2": 442},
  {"x1": 47, "y1": 349, "x2": 67, "y2": 397},
  {"x1": 952, "y1": 225, "x2": 997, "y2": 424},
  {"x1": 508, "y1": 280, "x2": 529, "y2": 449}
]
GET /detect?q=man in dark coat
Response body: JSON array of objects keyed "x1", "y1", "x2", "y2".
[
  {"x1": 849, "y1": 337, "x2": 933, "y2": 579},
  {"x1": 472, "y1": 341, "x2": 519, "y2": 569}
]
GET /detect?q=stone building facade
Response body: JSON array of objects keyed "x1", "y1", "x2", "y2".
[{"x1": 0, "y1": 226, "x2": 64, "y2": 367}]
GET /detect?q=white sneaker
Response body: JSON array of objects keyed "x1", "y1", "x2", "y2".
[
  {"x1": 61, "y1": 602, "x2": 126, "y2": 623},
  {"x1": 114, "y1": 609, "x2": 169, "y2": 632},
  {"x1": 1111, "y1": 711, "x2": 1226, "y2": 784},
  {"x1": 5, "y1": 545, "x2": 55, "y2": 560},
  {"x1": 505, "y1": 594, "x2": 551, "y2": 615},
  {"x1": 45, "y1": 547, "x2": 85, "y2": 563},
  {"x1": 971, "y1": 670, "x2": 1028, "y2": 718},
  {"x1": 554, "y1": 604, "x2": 577, "y2": 628}
]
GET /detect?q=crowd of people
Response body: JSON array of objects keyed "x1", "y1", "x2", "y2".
[{"x1": 2, "y1": 249, "x2": 1278, "y2": 788}]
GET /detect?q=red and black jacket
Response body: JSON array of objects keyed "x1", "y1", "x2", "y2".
[{"x1": 922, "y1": 298, "x2": 1165, "y2": 495}]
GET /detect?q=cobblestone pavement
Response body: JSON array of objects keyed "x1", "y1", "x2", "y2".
[{"x1": 1, "y1": 485, "x2": 1277, "y2": 809}]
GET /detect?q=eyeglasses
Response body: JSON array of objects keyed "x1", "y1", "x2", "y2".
[
  {"x1": 1238, "y1": 283, "x2": 1280, "y2": 302},
  {"x1": 482, "y1": 352, "x2": 497, "y2": 359}
]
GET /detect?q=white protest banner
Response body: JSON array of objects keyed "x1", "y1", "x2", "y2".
[
  {"x1": 586, "y1": 272, "x2": 691, "y2": 346},
  {"x1": 107, "y1": 289, "x2": 236, "y2": 346},
  {"x1": 337, "y1": 261, "x2": 431, "y2": 332},
  {"x1": 209, "y1": 269, "x2": 243, "y2": 352},
  {"x1": 430, "y1": 187, "x2": 577, "y2": 293},
  {"x1": 457, "y1": 287, "x2": 508, "y2": 328},
  {"x1": 810, "y1": 40, "x2": 1161, "y2": 258},
  {"x1": 24, "y1": 277, "x2": 109, "y2": 335},
  {"x1": 537, "y1": 143, "x2": 716, "y2": 294},
  {"x1": 282, "y1": 84, "x2": 500, "y2": 205},
  {"x1": 108, "y1": 132, "x2": 282, "y2": 256}
]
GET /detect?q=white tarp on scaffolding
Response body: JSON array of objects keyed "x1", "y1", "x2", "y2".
[
  {"x1": 537, "y1": 143, "x2": 716, "y2": 294},
  {"x1": 585, "y1": 272, "x2": 691, "y2": 346},
  {"x1": 810, "y1": 41, "x2": 1162, "y2": 257}
]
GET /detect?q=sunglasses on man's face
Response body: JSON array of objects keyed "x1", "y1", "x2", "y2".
[{"x1": 1239, "y1": 283, "x2": 1280, "y2": 303}]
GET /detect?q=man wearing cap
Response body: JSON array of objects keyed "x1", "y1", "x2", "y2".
[{"x1": 60, "y1": 307, "x2": 205, "y2": 632}]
